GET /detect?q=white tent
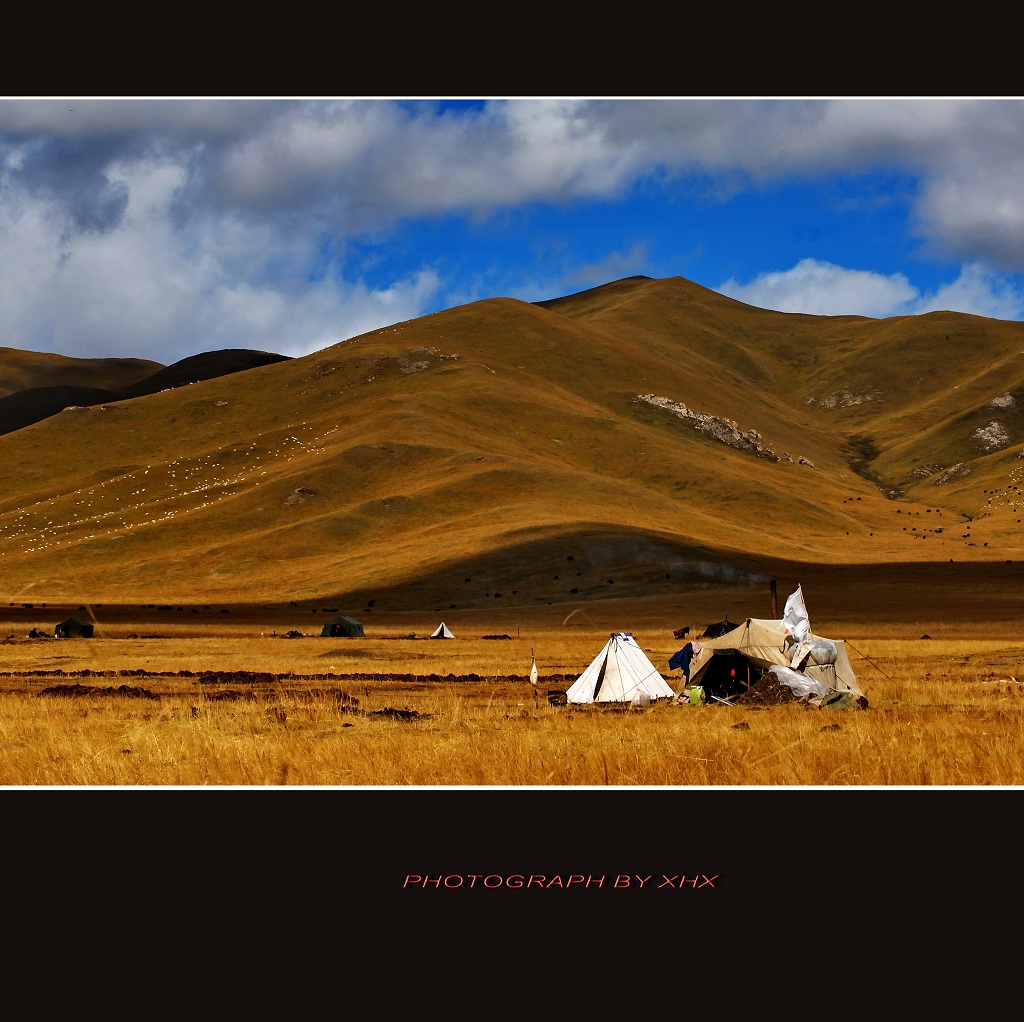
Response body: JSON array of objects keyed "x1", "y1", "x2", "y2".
[
  {"x1": 567, "y1": 632, "x2": 676, "y2": 704},
  {"x1": 430, "y1": 622, "x2": 455, "y2": 639}
]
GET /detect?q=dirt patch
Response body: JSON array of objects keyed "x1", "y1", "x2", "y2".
[
  {"x1": 710, "y1": 671, "x2": 868, "y2": 709},
  {"x1": 198, "y1": 670, "x2": 278, "y2": 685},
  {"x1": 39, "y1": 683, "x2": 160, "y2": 700},
  {"x1": 203, "y1": 689, "x2": 260, "y2": 702},
  {"x1": 368, "y1": 707, "x2": 432, "y2": 721},
  {"x1": 730, "y1": 671, "x2": 798, "y2": 706},
  {"x1": 0, "y1": 668, "x2": 577, "y2": 687}
]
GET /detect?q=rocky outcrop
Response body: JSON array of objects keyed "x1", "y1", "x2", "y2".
[
  {"x1": 398, "y1": 346, "x2": 459, "y2": 374},
  {"x1": 972, "y1": 420, "x2": 1011, "y2": 452},
  {"x1": 933, "y1": 463, "x2": 971, "y2": 484},
  {"x1": 635, "y1": 394, "x2": 786, "y2": 463},
  {"x1": 806, "y1": 389, "x2": 882, "y2": 409}
]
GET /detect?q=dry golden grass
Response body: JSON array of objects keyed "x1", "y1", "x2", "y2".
[
  {"x1": 2, "y1": 608, "x2": 1023, "y2": 787},
  {"x1": 4, "y1": 276, "x2": 1024, "y2": 613},
  {"x1": 3, "y1": 277, "x2": 1024, "y2": 790}
]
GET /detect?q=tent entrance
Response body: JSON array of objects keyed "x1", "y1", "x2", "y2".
[{"x1": 699, "y1": 651, "x2": 763, "y2": 701}]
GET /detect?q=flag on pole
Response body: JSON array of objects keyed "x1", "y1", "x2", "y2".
[{"x1": 782, "y1": 585, "x2": 810, "y2": 643}]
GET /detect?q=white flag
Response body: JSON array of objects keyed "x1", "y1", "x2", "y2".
[{"x1": 782, "y1": 585, "x2": 810, "y2": 643}]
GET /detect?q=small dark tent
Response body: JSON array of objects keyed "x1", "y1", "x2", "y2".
[
  {"x1": 321, "y1": 615, "x2": 364, "y2": 638},
  {"x1": 699, "y1": 616, "x2": 736, "y2": 639},
  {"x1": 55, "y1": 617, "x2": 94, "y2": 638}
]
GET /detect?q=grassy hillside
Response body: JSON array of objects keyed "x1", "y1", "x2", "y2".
[
  {"x1": 0, "y1": 346, "x2": 162, "y2": 399},
  {"x1": 0, "y1": 348, "x2": 291, "y2": 434},
  {"x1": 2, "y1": 275, "x2": 1023, "y2": 611}
]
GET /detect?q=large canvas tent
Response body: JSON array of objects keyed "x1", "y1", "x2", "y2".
[
  {"x1": 321, "y1": 615, "x2": 364, "y2": 638},
  {"x1": 682, "y1": 617, "x2": 862, "y2": 705},
  {"x1": 567, "y1": 632, "x2": 676, "y2": 705},
  {"x1": 54, "y1": 617, "x2": 94, "y2": 638},
  {"x1": 430, "y1": 622, "x2": 455, "y2": 639}
]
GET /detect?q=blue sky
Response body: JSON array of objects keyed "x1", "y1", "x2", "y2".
[{"x1": 1, "y1": 97, "x2": 1023, "y2": 365}]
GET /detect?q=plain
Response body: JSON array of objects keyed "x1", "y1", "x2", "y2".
[{"x1": 1, "y1": 583, "x2": 1021, "y2": 786}]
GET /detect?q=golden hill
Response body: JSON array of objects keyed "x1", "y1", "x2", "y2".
[
  {"x1": 2, "y1": 275, "x2": 1024, "y2": 617},
  {"x1": 0, "y1": 346, "x2": 163, "y2": 399},
  {"x1": 0, "y1": 348, "x2": 290, "y2": 435}
]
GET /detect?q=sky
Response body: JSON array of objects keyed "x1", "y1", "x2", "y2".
[{"x1": 2, "y1": 96, "x2": 1024, "y2": 366}]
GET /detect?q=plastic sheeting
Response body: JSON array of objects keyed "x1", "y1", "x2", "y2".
[
  {"x1": 789, "y1": 638, "x2": 838, "y2": 670},
  {"x1": 767, "y1": 664, "x2": 833, "y2": 699},
  {"x1": 782, "y1": 585, "x2": 811, "y2": 644}
]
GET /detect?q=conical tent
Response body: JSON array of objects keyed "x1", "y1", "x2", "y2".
[
  {"x1": 567, "y1": 632, "x2": 676, "y2": 704},
  {"x1": 430, "y1": 622, "x2": 455, "y2": 639}
]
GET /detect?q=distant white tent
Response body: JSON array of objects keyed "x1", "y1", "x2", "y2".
[
  {"x1": 567, "y1": 632, "x2": 676, "y2": 704},
  {"x1": 430, "y1": 622, "x2": 455, "y2": 639}
]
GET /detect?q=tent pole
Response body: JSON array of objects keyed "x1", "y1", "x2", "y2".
[{"x1": 770, "y1": 579, "x2": 778, "y2": 617}]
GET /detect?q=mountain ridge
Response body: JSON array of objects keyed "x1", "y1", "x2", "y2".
[
  {"x1": 0, "y1": 348, "x2": 291, "y2": 436},
  {"x1": 2, "y1": 275, "x2": 1023, "y2": 612}
]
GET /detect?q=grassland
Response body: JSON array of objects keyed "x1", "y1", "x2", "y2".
[
  {"x1": 3, "y1": 275, "x2": 1024, "y2": 790},
  {"x1": 2, "y1": 589, "x2": 1022, "y2": 787}
]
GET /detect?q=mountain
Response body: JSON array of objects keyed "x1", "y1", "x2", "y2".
[
  {"x1": 1, "y1": 275, "x2": 1023, "y2": 616},
  {"x1": 0, "y1": 348, "x2": 291, "y2": 436},
  {"x1": 113, "y1": 349, "x2": 292, "y2": 399},
  {"x1": 0, "y1": 346, "x2": 163, "y2": 400}
]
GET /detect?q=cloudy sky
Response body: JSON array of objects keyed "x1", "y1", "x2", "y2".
[{"x1": 2, "y1": 97, "x2": 1024, "y2": 366}]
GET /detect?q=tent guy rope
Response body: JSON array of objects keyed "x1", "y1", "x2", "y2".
[{"x1": 844, "y1": 641, "x2": 893, "y2": 680}]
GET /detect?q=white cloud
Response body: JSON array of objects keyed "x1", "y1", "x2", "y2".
[
  {"x1": 0, "y1": 147, "x2": 444, "y2": 362},
  {"x1": 0, "y1": 98, "x2": 285, "y2": 141},
  {"x1": 717, "y1": 258, "x2": 1024, "y2": 321},
  {"x1": 717, "y1": 258, "x2": 919, "y2": 318},
  {"x1": 3, "y1": 98, "x2": 1024, "y2": 361},
  {"x1": 6, "y1": 99, "x2": 1024, "y2": 235},
  {"x1": 198, "y1": 271, "x2": 443, "y2": 360},
  {"x1": 908, "y1": 262, "x2": 1024, "y2": 320}
]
